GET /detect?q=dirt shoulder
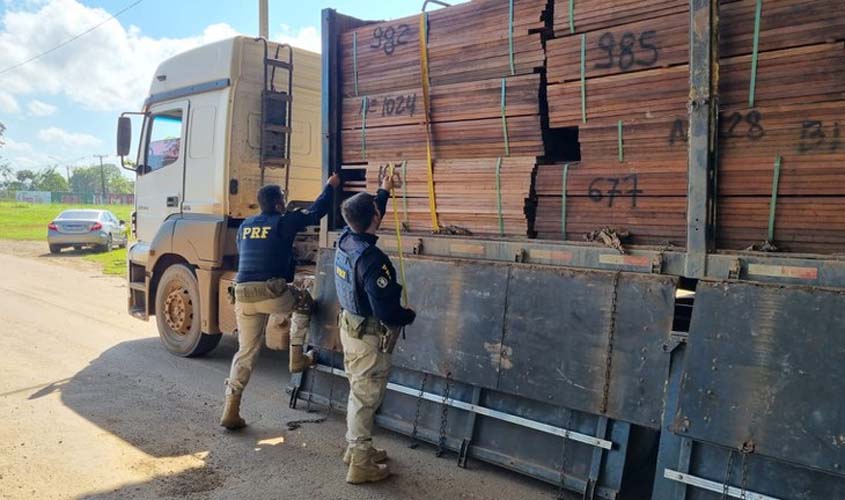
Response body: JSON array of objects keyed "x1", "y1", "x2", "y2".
[{"x1": 0, "y1": 239, "x2": 116, "y2": 275}]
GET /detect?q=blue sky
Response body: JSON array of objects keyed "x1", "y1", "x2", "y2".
[{"x1": 0, "y1": 0, "x2": 431, "y2": 175}]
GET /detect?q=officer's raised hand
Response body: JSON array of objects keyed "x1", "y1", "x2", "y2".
[{"x1": 328, "y1": 173, "x2": 342, "y2": 189}]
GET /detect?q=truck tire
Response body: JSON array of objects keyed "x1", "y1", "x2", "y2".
[
  {"x1": 154, "y1": 264, "x2": 221, "y2": 357},
  {"x1": 49, "y1": 244, "x2": 61, "y2": 254}
]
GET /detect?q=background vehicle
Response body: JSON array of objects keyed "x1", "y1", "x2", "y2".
[
  {"x1": 47, "y1": 209, "x2": 128, "y2": 254},
  {"x1": 118, "y1": 36, "x2": 321, "y2": 357}
]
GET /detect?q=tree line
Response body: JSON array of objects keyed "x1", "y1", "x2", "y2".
[{"x1": 0, "y1": 122, "x2": 133, "y2": 194}]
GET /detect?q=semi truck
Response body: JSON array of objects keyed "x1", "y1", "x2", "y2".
[
  {"x1": 290, "y1": 3, "x2": 845, "y2": 500},
  {"x1": 119, "y1": 1, "x2": 845, "y2": 499},
  {"x1": 117, "y1": 36, "x2": 323, "y2": 356}
]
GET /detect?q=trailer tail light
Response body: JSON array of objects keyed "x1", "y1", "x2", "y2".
[
  {"x1": 90, "y1": 222, "x2": 103, "y2": 231},
  {"x1": 47, "y1": 222, "x2": 58, "y2": 231}
]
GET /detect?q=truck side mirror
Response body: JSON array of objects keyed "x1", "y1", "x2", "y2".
[{"x1": 117, "y1": 116, "x2": 132, "y2": 157}]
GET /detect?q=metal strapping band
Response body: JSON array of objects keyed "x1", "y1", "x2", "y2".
[
  {"x1": 387, "y1": 163, "x2": 409, "y2": 306},
  {"x1": 569, "y1": 0, "x2": 575, "y2": 34},
  {"x1": 495, "y1": 157, "x2": 504, "y2": 236},
  {"x1": 508, "y1": 0, "x2": 515, "y2": 75},
  {"x1": 400, "y1": 160, "x2": 409, "y2": 226},
  {"x1": 418, "y1": 12, "x2": 440, "y2": 231},
  {"x1": 352, "y1": 32, "x2": 360, "y2": 96},
  {"x1": 749, "y1": 0, "x2": 763, "y2": 107},
  {"x1": 580, "y1": 33, "x2": 587, "y2": 123},
  {"x1": 501, "y1": 78, "x2": 510, "y2": 156},
  {"x1": 617, "y1": 120, "x2": 624, "y2": 163},
  {"x1": 360, "y1": 96, "x2": 368, "y2": 160},
  {"x1": 561, "y1": 163, "x2": 569, "y2": 236},
  {"x1": 767, "y1": 154, "x2": 782, "y2": 242}
]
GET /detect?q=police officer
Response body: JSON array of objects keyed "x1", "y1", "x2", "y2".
[
  {"x1": 334, "y1": 174, "x2": 416, "y2": 484},
  {"x1": 220, "y1": 174, "x2": 341, "y2": 430}
]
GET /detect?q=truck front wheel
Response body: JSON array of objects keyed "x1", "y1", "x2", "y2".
[{"x1": 154, "y1": 264, "x2": 221, "y2": 357}]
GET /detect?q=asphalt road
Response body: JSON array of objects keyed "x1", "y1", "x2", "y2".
[{"x1": 0, "y1": 242, "x2": 551, "y2": 500}]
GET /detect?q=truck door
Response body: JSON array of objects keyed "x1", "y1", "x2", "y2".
[{"x1": 135, "y1": 100, "x2": 189, "y2": 243}]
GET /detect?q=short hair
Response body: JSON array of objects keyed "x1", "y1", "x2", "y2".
[
  {"x1": 257, "y1": 184, "x2": 284, "y2": 213},
  {"x1": 341, "y1": 192, "x2": 377, "y2": 233}
]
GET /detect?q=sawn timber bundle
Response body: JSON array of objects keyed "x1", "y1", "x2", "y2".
[{"x1": 337, "y1": 0, "x2": 845, "y2": 253}]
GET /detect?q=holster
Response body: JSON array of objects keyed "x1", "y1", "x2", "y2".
[{"x1": 378, "y1": 327, "x2": 401, "y2": 354}]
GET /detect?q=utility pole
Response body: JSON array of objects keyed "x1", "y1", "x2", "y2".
[
  {"x1": 259, "y1": 0, "x2": 268, "y2": 39},
  {"x1": 94, "y1": 154, "x2": 108, "y2": 201}
]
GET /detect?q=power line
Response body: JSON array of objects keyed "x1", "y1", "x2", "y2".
[{"x1": 0, "y1": 0, "x2": 145, "y2": 77}]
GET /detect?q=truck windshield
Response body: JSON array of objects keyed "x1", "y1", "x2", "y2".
[{"x1": 146, "y1": 111, "x2": 183, "y2": 171}]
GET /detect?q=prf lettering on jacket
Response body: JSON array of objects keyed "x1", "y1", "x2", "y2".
[{"x1": 242, "y1": 226, "x2": 272, "y2": 239}]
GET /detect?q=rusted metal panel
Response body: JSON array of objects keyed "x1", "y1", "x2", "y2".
[
  {"x1": 313, "y1": 249, "x2": 677, "y2": 428},
  {"x1": 392, "y1": 257, "x2": 510, "y2": 386},
  {"x1": 674, "y1": 280, "x2": 845, "y2": 477},
  {"x1": 500, "y1": 266, "x2": 677, "y2": 429}
]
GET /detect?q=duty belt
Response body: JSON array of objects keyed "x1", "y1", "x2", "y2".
[
  {"x1": 235, "y1": 278, "x2": 288, "y2": 303},
  {"x1": 340, "y1": 310, "x2": 399, "y2": 353}
]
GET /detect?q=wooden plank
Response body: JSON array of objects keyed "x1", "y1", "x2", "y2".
[
  {"x1": 550, "y1": 0, "x2": 845, "y2": 82},
  {"x1": 718, "y1": 197, "x2": 845, "y2": 254},
  {"x1": 342, "y1": 74, "x2": 540, "y2": 130},
  {"x1": 341, "y1": 114, "x2": 543, "y2": 162},
  {"x1": 717, "y1": 102, "x2": 845, "y2": 196},
  {"x1": 340, "y1": 0, "x2": 546, "y2": 97},
  {"x1": 548, "y1": 42, "x2": 845, "y2": 127}
]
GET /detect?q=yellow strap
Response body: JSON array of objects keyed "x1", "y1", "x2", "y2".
[
  {"x1": 387, "y1": 163, "x2": 409, "y2": 306},
  {"x1": 418, "y1": 13, "x2": 440, "y2": 231}
]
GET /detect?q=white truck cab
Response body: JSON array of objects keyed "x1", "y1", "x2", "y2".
[{"x1": 117, "y1": 36, "x2": 322, "y2": 356}]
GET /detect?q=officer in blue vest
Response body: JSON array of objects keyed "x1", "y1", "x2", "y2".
[
  {"x1": 220, "y1": 173, "x2": 341, "y2": 430},
  {"x1": 334, "y1": 173, "x2": 416, "y2": 483}
]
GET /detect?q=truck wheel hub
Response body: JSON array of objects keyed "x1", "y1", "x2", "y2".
[{"x1": 163, "y1": 287, "x2": 193, "y2": 334}]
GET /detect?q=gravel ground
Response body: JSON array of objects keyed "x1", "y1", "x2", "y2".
[{"x1": 0, "y1": 240, "x2": 553, "y2": 500}]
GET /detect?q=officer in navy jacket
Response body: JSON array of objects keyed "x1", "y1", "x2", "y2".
[
  {"x1": 220, "y1": 174, "x2": 341, "y2": 430},
  {"x1": 334, "y1": 173, "x2": 415, "y2": 484}
]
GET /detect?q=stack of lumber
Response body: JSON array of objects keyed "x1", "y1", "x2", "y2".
[
  {"x1": 349, "y1": 158, "x2": 535, "y2": 235},
  {"x1": 714, "y1": 1, "x2": 845, "y2": 254},
  {"x1": 340, "y1": 0, "x2": 546, "y2": 97},
  {"x1": 338, "y1": 0, "x2": 547, "y2": 236},
  {"x1": 540, "y1": 2, "x2": 691, "y2": 246},
  {"x1": 539, "y1": 0, "x2": 845, "y2": 253},
  {"x1": 341, "y1": 74, "x2": 544, "y2": 162}
]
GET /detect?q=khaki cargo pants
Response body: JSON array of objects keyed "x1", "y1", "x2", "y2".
[
  {"x1": 225, "y1": 280, "x2": 312, "y2": 396},
  {"x1": 339, "y1": 310, "x2": 397, "y2": 452}
]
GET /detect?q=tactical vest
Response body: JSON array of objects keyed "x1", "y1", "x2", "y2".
[
  {"x1": 236, "y1": 213, "x2": 289, "y2": 283},
  {"x1": 334, "y1": 229, "x2": 372, "y2": 316}
]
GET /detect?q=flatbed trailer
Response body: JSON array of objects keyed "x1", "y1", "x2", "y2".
[{"x1": 290, "y1": 2, "x2": 845, "y2": 498}]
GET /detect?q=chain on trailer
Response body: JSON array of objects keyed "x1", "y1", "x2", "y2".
[
  {"x1": 435, "y1": 371, "x2": 454, "y2": 458},
  {"x1": 555, "y1": 409, "x2": 576, "y2": 500},
  {"x1": 600, "y1": 272, "x2": 621, "y2": 414},
  {"x1": 720, "y1": 449, "x2": 737, "y2": 500},
  {"x1": 409, "y1": 372, "x2": 429, "y2": 449}
]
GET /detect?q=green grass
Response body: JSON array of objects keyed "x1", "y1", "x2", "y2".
[
  {"x1": 0, "y1": 201, "x2": 132, "y2": 276},
  {"x1": 0, "y1": 201, "x2": 132, "y2": 241},
  {"x1": 83, "y1": 247, "x2": 128, "y2": 275}
]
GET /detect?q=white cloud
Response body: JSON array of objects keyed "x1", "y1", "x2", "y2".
[
  {"x1": 37, "y1": 126, "x2": 101, "y2": 148},
  {"x1": 275, "y1": 25, "x2": 321, "y2": 53},
  {"x1": 2, "y1": 136, "x2": 54, "y2": 169},
  {"x1": 27, "y1": 99, "x2": 57, "y2": 116},
  {"x1": 0, "y1": 90, "x2": 20, "y2": 113},
  {"x1": 0, "y1": 0, "x2": 239, "y2": 112}
]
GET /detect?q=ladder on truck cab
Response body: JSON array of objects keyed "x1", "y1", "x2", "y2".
[{"x1": 256, "y1": 39, "x2": 294, "y2": 190}]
